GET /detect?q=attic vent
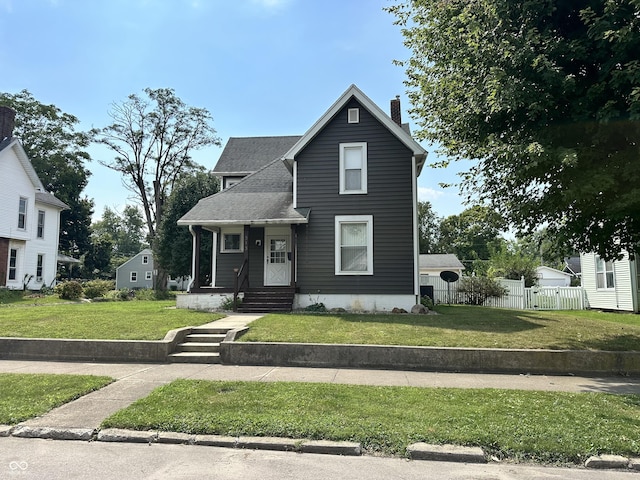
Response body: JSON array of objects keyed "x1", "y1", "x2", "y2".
[{"x1": 348, "y1": 108, "x2": 359, "y2": 124}]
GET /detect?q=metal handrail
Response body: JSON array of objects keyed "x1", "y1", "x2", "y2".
[{"x1": 233, "y1": 258, "x2": 250, "y2": 312}]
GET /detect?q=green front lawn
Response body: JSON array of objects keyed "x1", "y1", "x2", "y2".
[
  {"x1": 101, "y1": 379, "x2": 640, "y2": 464},
  {"x1": 0, "y1": 301, "x2": 224, "y2": 340},
  {"x1": 239, "y1": 306, "x2": 640, "y2": 351},
  {"x1": 0, "y1": 374, "x2": 113, "y2": 424}
]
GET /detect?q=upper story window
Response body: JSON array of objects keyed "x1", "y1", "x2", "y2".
[
  {"x1": 335, "y1": 215, "x2": 373, "y2": 275},
  {"x1": 339, "y1": 142, "x2": 367, "y2": 195},
  {"x1": 347, "y1": 108, "x2": 360, "y2": 123},
  {"x1": 224, "y1": 177, "x2": 243, "y2": 190},
  {"x1": 37, "y1": 210, "x2": 45, "y2": 238},
  {"x1": 596, "y1": 256, "x2": 615, "y2": 289},
  {"x1": 18, "y1": 197, "x2": 27, "y2": 229},
  {"x1": 221, "y1": 229, "x2": 243, "y2": 253},
  {"x1": 142, "y1": 255, "x2": 149, "y2": 265}
]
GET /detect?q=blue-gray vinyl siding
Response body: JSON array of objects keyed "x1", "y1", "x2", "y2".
[
  {"x1": 295, "y1": 98, "x2": 415, "y2": 294},
  {"x1": 115, "y1": 252, "x2": 154, "y2": 290},
  {"x1": 215, "y1": 228, "x2": 265, "y2": 287}
]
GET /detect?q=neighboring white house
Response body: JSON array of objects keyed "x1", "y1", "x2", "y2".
[
  {"x1": 0, "y1": 107, "x2": 68, "y2": 290},
  {"x1": 535, "y1": 265, "x2": 573, "y2": 287},
  {"x1": 580, "y1": 251, "x2": 639, "y2": 313},
  {"x1": 115, "y1": 249, "x2": 189, "y2": 291},
  {"x1": 419, "y1": 254, "x2": 465, "y2": 278}
]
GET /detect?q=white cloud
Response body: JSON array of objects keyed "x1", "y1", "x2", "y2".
[{"x1": 418, "y1": 187, "x2": 445, "y2": 202}]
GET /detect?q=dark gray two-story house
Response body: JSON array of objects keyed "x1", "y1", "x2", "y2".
[{"x1": 177, "y1": 85, "x2": 427, "y2": 312}]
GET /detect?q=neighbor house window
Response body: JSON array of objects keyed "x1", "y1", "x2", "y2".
[
  {"x1": 142, "y1": 255, "x2": 149, "y2": 265},
  {"x1": 348, "y1": 108, "x2": 360, "y2": 123},
  {"x1": 130, "y1": 271, "x2": 137, "y2": 282},
  {"x1": 18, "y1": 197, "x2": 27, "y2": 229},
  {"x1": 335, "y1": 215, "x2": 373, "y2": 275},
  {"x1": 221, "y1": 230, "x2": 243, "y2": 253},
  {"x1": 339, "y1": 143, "x2": 367, "y2": 194},
  {"x1": 596, "y1": 256, "x2": 615, "y2": 289},
  {"x1": 37, "y1": 210, "x2": 45, "y2": 238},
  {"x1": 145, "y1": 271, "x2": 152, "y2": 280},
  {"x1": 36, "y1": 254, "x2": 44, "y2": 282},
  {"x1": 8, "y1": 248, "x2": 18, "y2": 280}
]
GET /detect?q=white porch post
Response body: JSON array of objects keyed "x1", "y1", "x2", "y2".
[{"x1": 188, "y1": 225, "x2": 198, "y2": 292}]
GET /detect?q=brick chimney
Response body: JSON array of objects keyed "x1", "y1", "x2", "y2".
[
  {"x1": 0, "y1": 106, "x2": 16, "y2": 140},
  {"x1": 390, "y1": 95, "x2": 401, "y2": 126}
]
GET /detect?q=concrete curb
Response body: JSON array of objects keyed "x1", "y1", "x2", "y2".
[
  {"x1": 584, "y1": 454, "x2": 630, "y2": 469},
  {"x1": 407, "y1": 443, "x2": 486, "y2": 463},
  {"x1": 11, "y1": 426, "x2": 94, "y2": 441}
]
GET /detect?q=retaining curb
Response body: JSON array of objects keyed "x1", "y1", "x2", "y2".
[{"x1": 406, "y1": 443, "x2": 486, "y2": 463}]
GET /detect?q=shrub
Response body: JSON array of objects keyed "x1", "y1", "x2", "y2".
[
  {"x1": 305, "y1": 302, "x2": 327, "y2": 312},
  {"x1": 57, "y1": 281, "x2": 84, "y2": 300},
  {"x1": 220, "y1": 295, "x2": 241, "y2": 311},
  {"x1": 133, "y1": 288, "x2": 156, "y2": 301},
  {"x1": 39, "y1": 285, "x2": 55, "y2": 296},
  {"x1": 457, "y1": 276, "x2": 507, "y2": 306},
  {"x1": 83, "y1": 280, "x2": 115, "y2": 299},
  {"x1": 0, "y1": 288, "x2": 24, "y2": 304},
  {"x1": 420, "y1": 295, "x2": 434, "y2": 310}
]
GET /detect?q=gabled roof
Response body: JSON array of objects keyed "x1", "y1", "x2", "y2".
[
  {"x1": 213, "y1": 136, "x2": 302, "y2": 175},
  {"x1": 36, "y1": 192, "x2": 69, "y2": 210},
  {"x1": 0, "y1": 137, "x2": 45, "y2": 190},
  {"x1": 419, "y1": 254, "x2": 465, "y2": 270},
  {"x1": 178, "y1": 158, "x2": 308, "y2": 226},
  {"x1": 536, "y1": 265, "x2": 572, "y2": 278},
  {"x1": 282, "y1": 84, "x2": 427, "y2": 172},
  {"x1": 116, "y1": 248, "x2": 153, "y2": 271},
  {"x1": 563, "y1": 256, "x2": 582, "y2": 276}
]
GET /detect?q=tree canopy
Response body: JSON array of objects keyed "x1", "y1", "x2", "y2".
[
  {"x1": 0, "y1": 90, "x2": 94, "y2": 257},
  {"x1": 417, "y1": 200, "x2": 441, "y2": 253},
  {"x1": 388, "y1": 0, "x2": 640, "y2": 259}
]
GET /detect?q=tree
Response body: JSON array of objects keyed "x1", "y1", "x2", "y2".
[
  {"x1": 436, "y1": 205, "x2": 504, "y2": 270},
  {"x1": 417, "y1": 201, "x2": 441, "y2": 253},
  {"x1": 0, "y1": 90, "x2": 94, "y2": 257},
  {"x1": 92, "y1": 205, "x2": 146, "y2": 258},
  {"x1": 487, "y1": 240, "x2": 539, "y2": 287},
  {"x1": 388, "y1": 1, "x2": 640, "y2": 260},
  {"x1": 97, "y1": 88, "x2": 221, "y2": 290},
  {"x1": 155, "y1": 172, "x2": 220, "y2": 280}
]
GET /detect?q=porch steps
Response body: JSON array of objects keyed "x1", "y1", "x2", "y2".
[
  {"x1": 168, "y1": 327, "x2": 230, "y2": 363},
  {"x1": 237, "y1": 288, "x2": 295, "y2": 313}
]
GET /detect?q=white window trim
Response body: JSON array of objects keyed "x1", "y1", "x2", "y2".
[
  {"x1": 142, "y1": 255, "x2": 149, "y2": 265},
  {"x1": 595, "y1": 256, "x2": 615, "y2": 290},
  {"x1": 347, "y1": 108, "x2": 359, "y2": 123},
  {"x1": 220, "y1": 229, "x2": 244, "y2": 253},
  {"x1": 145, "y1": 271, "x2": 152, "y2": 280},
  {"x1": 339, "y1": 142, "x2": 367, "y2": 195},
  {"x1": 18, "y1": 197, "x2": 27, "y2": 230},
  {"x1": 335, "y1": 215, "x2": 373, "y2": 276},
  {"x1": 36, "y1": 253, "x2": 44, "y2": 282},
  {"x1": 37, "y1": 210, "x2": 45, "y2": 239},
  {"x1": 130, "y1": 271, "x2": 138, "y2": 282}
]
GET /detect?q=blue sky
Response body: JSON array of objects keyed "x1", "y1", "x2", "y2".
[{"x1": 1, "y1": 0, "x2": 470, "y2": 221}]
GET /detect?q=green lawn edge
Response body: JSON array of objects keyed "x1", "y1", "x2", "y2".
[
  {"x1": 101, "y1": 379, "x2": 640, "y2": 465},
  {"x1": 0, "y1": 373, "x2": 114, "y2": 424}
]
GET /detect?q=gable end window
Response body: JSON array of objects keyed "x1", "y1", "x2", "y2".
[
  {"x1": 18, "y1": 197, "x2": 27, "y2": 229},
  {"x1": 142, "y1": 255, "x2": 149, "y2": 265},
  {"x1": 339, "y1": 143, "x2": 367, "y2": 194},
  {"x1": 347, "y1": 108, "x2": 359, "y2": 124},
  {"x1": 335, "y1": 215, "x2": 373, "y2": 275},
  {"x1": 595, "y1": 256, "x2": 615, "y2": 289},
  {"x1": 221, "y1": 230, "x2": 244, "y2": 253},
  {"x1": 37, "y1": 210, "x2": 45, "y2": 239},
  {"x1": 130, "y1": 271, "x2": 138, "y2": 282}
]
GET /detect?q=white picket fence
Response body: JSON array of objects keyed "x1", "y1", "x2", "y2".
[{"x1": 420, "y1": 275, "x2": 588, "y2": 310}]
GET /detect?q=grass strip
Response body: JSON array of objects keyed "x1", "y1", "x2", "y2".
[
  {"x1": 0, "y1": 373, "x2": 113, "y2": 424},
  {"x1": 239, "y1": 306, "x2": 640, "y2": 351},
  {"x1": 101, "y1": 379, "x2": 640, "y2": 464},
  {"x1": 0, "y1": 301, "x2": 224, "y2": 340}
]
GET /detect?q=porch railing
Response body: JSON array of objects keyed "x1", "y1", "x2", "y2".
[{"x1": 233, "y1": 258, "x2": 250, "y2": 312}]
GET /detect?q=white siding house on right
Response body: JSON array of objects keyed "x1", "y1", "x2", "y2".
[{"x1": 580, "y1": 252, "x2": 640, "y2": 312}]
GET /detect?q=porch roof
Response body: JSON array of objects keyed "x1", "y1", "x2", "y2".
[{"x1": 178, "y1": 157, "x2": 309, "y2": 226}]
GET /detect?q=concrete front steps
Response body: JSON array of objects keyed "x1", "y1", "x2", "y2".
[{"x1": 168, "y1": 327, "x2": 230, "y2": 364}]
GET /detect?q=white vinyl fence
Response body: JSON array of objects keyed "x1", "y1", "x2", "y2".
[{"x1": 420, "y1": 275, "x2": 588, "y2": 311}]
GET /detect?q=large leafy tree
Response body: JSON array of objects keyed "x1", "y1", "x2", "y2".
[
  {"x1": 97, "y1": 88, "x2": 221, "y2": 289},
  {"x1": 388, "y1": 0, "x2": 640, "y2": 259},
  {"x1": 437, "y1": 205, "x2": 504, "y2": 270},
  {"x1": 155, "y1": 172, "x2": 219, "y2": 280},
  {"x1": 92, "y1": 205, "x2": 147, "y2": 258},
  {"x1": 0, "y1": 90, "x2": 94, "y2": 257},
  {"x1": 417, "y1": 200, "x2": 441, "y2": 253}
]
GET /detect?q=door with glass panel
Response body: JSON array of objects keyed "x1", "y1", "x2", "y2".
[{"x1": 264, "y1": 234, "x2": 290, "y2": 286}]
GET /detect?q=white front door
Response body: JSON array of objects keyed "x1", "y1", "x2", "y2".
[{"x1": 264, "y1": 233, "x2": 290, "y2": 286}]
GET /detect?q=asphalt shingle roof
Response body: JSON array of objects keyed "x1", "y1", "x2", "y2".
[
  {"x1": 213, "y1": 136, "x2": 302, "y2": 174},
  {"x1": 419, "y1": 254, "x2": 465, "y2": 270}
]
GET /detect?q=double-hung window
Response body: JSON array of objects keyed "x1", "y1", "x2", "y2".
[
  {"x1": 595, "y1": 256, "x2": 615, "y2": 289},
  {"x1": 36, "y1": 254, "x2": 44, "y2": 282},
  {"x1": 335, "y1": 215, "x2": 373, "y2": 275},
  {"x1": 339, "y1": 143, "x2": 367, "y2": 194},
  {"x1": 37, "y1": 210, "x2": 45, "y2": 238},
  {"x1": 18, "y1": 197, "x2": 27, "y2": 229},
  {"x1": 8, "y1": 249, "x2": 18, "y2": 280},
  {"x1": 130, "y1": 271, "x2": 137, "y2": 282}
]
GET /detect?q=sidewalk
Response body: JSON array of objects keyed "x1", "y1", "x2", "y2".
[{"x1": 1, "y1": 359, "x2": 639, "y2": 431}]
